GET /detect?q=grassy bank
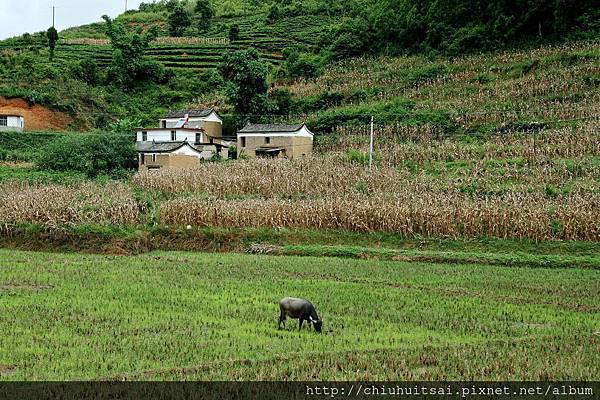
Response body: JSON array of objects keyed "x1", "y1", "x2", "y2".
[
  {"x1": 0, "y1": 248, "x2": 598, "y2": 380},
  {"x1": 1, "y1": 224, "x2": 599, "y2": 270}
]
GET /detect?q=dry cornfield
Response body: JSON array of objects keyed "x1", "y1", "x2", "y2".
[
  {"x1": 2, "y1": 126, "x2": 597, "y2": 242},
  {"x1": 0, "y1": 181, "x2": 141, "y2": 229},
  {"x1": 133, "y1": 157, "x2": 406, "y2": 198},
  {"x1": 132, "y1": 121, "x2": 600, "y2": 242},
  {"x1": 322, "y1": 120, "x2": 600, "y2": 166},
  {"x1": 159, "y1": 191, "x2": 600, "y2": 242},
  {"x1": 285, "y1": 40, "x2": 600, "y2": 126}
]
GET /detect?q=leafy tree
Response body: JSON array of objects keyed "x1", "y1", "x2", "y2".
[
  {"x1": 195, "y1": 0, "x2": 215, "y2": 31},
  {"x1": 109, "y1": 118, "x2": 143, "y2": 135},
  {"x1": 168, "y1": 3, "x2": 192, "y2": 37},
  {"x1": 228, "y1": 24, "x2": 240, "y2": 41},
  {"x1": 219, "y1": 49, "x2": 272, "y2": 117},
  {"x1": 102, "y1": 15, "x2": 167, "y2": 88},
  {"x1": 321, "y1": 18, "x2": 370, "y2": 60},
  {"x1": 318, "y1": 0, "x2": 600, "y2": 57},
  {"x1": 270, "y1": 87, "x2": 292, "y2": 115},
  {"x1": 46, "y1": 27, "x2": 59, "y2": 60}
]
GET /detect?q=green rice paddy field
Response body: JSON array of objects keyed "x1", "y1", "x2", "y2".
[{"x1": 0, "y1": 248, "x2": 598, "y2": 380}]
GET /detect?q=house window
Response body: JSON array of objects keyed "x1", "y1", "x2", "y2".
[
  {"x1": 241, "y1": 137, "x2": 246, "y2": 147},
  {"x1": 195, "y1": 132, "x2": 202, "y2": 143},
  {"x1": 142, "y1": 131, "x2": 147, "y2": 141},
  {"x1": 171, "y1": 131, "x2": 176, "y2": 141},
  {"x1": 0, "y1": 116, "x2": 8, "y2": 126},
  {"x1": 140, "y1": 154, "x2": 145, "y2": 165},
  {"x1": 152, "y1": 154, "x2": 157, "y2": 163},
  {"x1": 265, "y1": 137, "x2": 271, "y2": 144},
  {"x1": 161, "y1": 120, "x2": 167, "y2": 128}
]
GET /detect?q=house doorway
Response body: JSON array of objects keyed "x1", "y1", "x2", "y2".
[{"x1": 255, "y1": 148, "x2": 283, "y2": 158}]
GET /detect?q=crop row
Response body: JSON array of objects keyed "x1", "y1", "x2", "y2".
[
  {"x1": 159, "y1": 192, "x2": 600, "y2": 242},
  {"x1": 0, "y1": 182, "x2": 140, "y2": 228}
]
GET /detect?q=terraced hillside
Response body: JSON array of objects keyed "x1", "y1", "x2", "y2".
[{"x1": 49, "y1": 12, "x2": 334, "y2": 71}]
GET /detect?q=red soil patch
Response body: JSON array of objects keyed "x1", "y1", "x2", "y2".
[{"x1": 0, "y1": 97, "x2": 73, "y2": 131}]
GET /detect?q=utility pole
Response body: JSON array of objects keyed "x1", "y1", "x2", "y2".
[
  {"x1": 369, "y1": 116, "x2": 374, "y2": 171},
  {"x1": 52, "y1": 6, "x2": 55, "y2": 27}
]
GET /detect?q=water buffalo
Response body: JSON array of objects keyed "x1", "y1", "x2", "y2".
[{"x1": 278, "y1": 297, "x2": 322, "y2": 333}]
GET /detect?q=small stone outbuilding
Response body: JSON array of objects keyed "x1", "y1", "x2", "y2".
[
  {"x1": 236, "y1": 123, "x2": 314, "y2": 159},
  {"x1": 137, "y1": 141, "x2": 228, "y2": 171}
]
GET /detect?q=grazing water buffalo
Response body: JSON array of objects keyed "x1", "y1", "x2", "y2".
[{"x1": 278, "y1": 297, "x2": 322, "y2": 333}]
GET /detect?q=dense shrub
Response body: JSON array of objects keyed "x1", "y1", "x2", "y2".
[
  {"x1": 37, "y1": 134, "x2": 137, "y2": 178},
  {"x1": 70, "y1": 58, "x2": 101, "y2": 86},
  {"x1": 281, "y1": 48, "x2": 323, "y2": 80},
  {"x1": 306, "y1": 97, "x2": 456, "y2": 134}
]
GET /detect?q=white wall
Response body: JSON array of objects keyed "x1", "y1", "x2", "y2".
[
  {"x1": 0, "y1": 116, "x2": 24, "y2": 131},
  {"x1": 136, "y1": 129, "x2": 204, "y2": 143},
  {"x1": 237, "y1": 125, "x2": 314, "y2": 139}
]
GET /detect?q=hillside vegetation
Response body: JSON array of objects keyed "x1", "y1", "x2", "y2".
[{"x1": 0, "y1": 0, "x2": 597, "y2": 129}]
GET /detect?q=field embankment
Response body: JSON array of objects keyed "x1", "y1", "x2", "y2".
[{"x1": 2, "y1": 225, "x2": 600, "y2": 271}]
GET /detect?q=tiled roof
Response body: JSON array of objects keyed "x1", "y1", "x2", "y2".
[
  {"x1": 238, "y1": 123, "x2": 305, "y2": 133},
  {"x1": 164, "y1": 109, "x2": 215, "y2": 118},
  {"x1": 136, "y1": 141, "x2": 193, "y2": 153},
  {"x1": 136, "y1": 141, "x2": 228, "y2": 153}
]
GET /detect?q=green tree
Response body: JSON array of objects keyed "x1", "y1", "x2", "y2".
[
  {"x1": 101, "y1": 15, "x2": 166, "y2": 88},
  {"x1": 168, "y1": 3, "x2": 192, "y2": 37},
  {"x1": 46, "y1": 27, "x2": 59, "y2": 60},
  {"x1": 195, "y1": 0, "x2": 215, "y2": 31},
  {"x1": 109, "y1": 118, "x2": 143, "y2": 135},
  {"x1": 219, "y1": 49, "x2": 272, "y2": 117}
]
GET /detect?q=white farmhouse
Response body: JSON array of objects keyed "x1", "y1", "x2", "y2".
[
  {"x1": 136, "y1": 109, "x2": 230, "y2": 171},
  {"x1": 0, "y1": 114, "x2": 25, "y2": 132}
]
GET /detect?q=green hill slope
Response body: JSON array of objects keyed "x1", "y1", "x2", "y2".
[{"x1": 0, "y1": 1, "x2": 597, "y2": 132}]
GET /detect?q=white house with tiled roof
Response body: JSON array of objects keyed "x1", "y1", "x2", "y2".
[{"x1": 135, "y1": 109, "x2": 229, "y2": 170}]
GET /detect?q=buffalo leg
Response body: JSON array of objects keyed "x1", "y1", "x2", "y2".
[
  {"x1": 278, "y1": 313, "x2": 286, "y2": 330},
  {"x1": 299, "y1": 318, "x2": 304, "y2": 330}
]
